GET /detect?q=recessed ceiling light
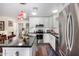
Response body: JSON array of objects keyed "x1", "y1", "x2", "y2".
[
  {"x1": 33, "y1": 7, "x2": 38, "y2": 12},
  {"x1": 18, "y1": 43, "x2": 23, "y2": 46},
  {"x1": 52, "y1": 9, "x2": 58, "y2": 13},
  {"x1": 32, "y1": 12, "x2": 37, "y2": 16},
  {"x1": 32, "y1": 7, "x2": 38, "y2": 16}
]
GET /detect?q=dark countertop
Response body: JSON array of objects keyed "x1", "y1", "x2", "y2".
[
  {"x1": 0, "y1": 30, "x2": 59, "y2": 47},
  {"x1": 0, "y1": 35, "x2": 36, "y2": 48},
  {"x1": 29, "y1": 30, "x2": 59, "y2": 38}
]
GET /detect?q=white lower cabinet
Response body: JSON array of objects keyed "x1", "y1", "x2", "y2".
[
  {"x1": 49, "y1": 34, "x2": 55, "y2": 50},
  {"x1": 43, "y1": 34, "x2": 55, "y2": 50},
  {"x1": 2, "y1": 47, "x2": 32, "y2": 56},
  {"x1": 43, "y1": 34, "x2": 50, "y2": 43}
]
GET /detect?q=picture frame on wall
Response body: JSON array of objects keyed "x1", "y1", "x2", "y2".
[
  {"x1": 8, "y1": 21, "x2": 13, "y2": 27},
  {"x1": 0, "y1": 21, "x2": 5, "y2": 31}
]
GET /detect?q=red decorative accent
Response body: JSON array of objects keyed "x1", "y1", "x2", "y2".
[
  {"x1": 17, "y1": 16, "x2": 21, "y2": 20},
  {"x1": 17, "y1": 10, "x2": 29, "y2": 21}
]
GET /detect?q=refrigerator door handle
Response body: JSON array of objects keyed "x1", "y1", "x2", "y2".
[{"x1": 66, "y1": 13, "x2": 74, "y2": 52}]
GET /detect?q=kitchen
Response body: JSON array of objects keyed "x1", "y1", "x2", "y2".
[
  {"x1": 0, "y1": 3, "x2": 63, "y2": 56},
  {"x1": 0, "y1": 3, "x2": 79, "y2": 56}
]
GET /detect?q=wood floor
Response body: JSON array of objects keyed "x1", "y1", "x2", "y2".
[{"x1": 34, "y1": 43, "x2": 58, "y2": 56}]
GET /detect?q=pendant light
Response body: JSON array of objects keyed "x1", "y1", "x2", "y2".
[{"x1": 17, "y1": 10, "x2": 29, "y2": 21}]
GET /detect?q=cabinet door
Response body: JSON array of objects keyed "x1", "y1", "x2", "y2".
[
  {"x1": 43, "y1": 34, "x2": 50, "y2": 43},
  {"x1": 49, "y1": 34, "x2": 55, "y2": 50},
  {"x1": 43, "y1": 34, "x2": 55, "y2": 50}
]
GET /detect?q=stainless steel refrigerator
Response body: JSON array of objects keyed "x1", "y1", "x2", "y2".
[{"x1": 58, "y1": 3, "x2": 79, "y2": 56}]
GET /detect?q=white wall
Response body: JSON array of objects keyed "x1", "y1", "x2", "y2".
[
  {"x1": 29, "y1": 16, "x2": 59, "y2": 32},
  {"x1": 0, "y1": 16, "x2": 18, "y2": 35},
  {"x1": 29, "y1": 16, "x2": 53, "y2": 32},
  {"x1": 52, "y1": 14, "x2": 59, "y2": 33},
  {"x1": 2, "y1": 47, "x2": 32, "y2": 56},
  {"x1": 49, "y1": 16, "x2": 54, "y2": 28},
  {"x1": 29, "y1": 17, "x2": 49, "y2": 27}
]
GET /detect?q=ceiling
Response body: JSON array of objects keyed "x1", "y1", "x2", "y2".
[{"x1": 0, "y1": 3, "x2": 66, "y2": 18}]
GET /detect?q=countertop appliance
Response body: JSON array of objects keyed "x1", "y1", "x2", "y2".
[
  {"x1": 35, "y1": 24, "x2": 44, "y2": 44},
  {"x1": 36, "y1": 30, "x2": 44, "y2": 39}
]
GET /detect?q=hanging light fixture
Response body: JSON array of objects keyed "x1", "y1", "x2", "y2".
[{"x1": 17, "y1": 10, "x2": 29, "y2": 20}]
